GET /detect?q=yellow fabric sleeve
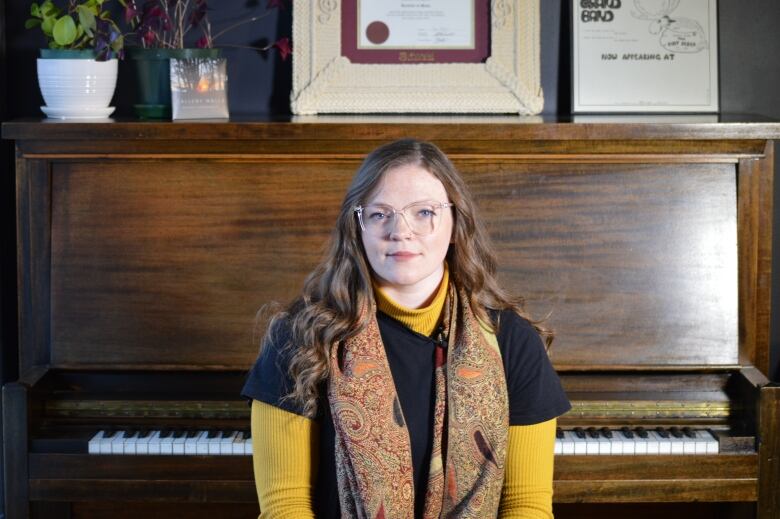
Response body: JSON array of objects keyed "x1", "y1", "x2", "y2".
[
  {"x1": 251, "y1": 400, "x2": 318, "y2": 519},
  {"x1": 499, "y1": 418, "x2": 557, "y2": 519}
]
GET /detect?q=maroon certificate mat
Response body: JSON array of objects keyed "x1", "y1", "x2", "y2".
[{"x1": 341, "y1": 0, "x2": 490, "y2": 64}]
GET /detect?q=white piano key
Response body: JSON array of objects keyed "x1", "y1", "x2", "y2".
[
  {"x1": 232, "y1": 432, "x2": 246, "y2": 455},
  {"x1": 554, "y1": 437, "x2": 562, "y2": 455},
  {"x1": 617, "y1": 431, "x2": 635, "y2": 455},
  {"x1": 221, "y1": 431, "x2": 239, "y2": 455},
  {"x1": 110, "y1": 430, "x2": 127, "y2": 454},
  {"x1": 700, "y1": 430, "x2": 719, "y2": 454},
  {"x1": 146, "y1": 431, "x2": 162, "y2": 455},
  {"x1": 88, "y1": 431, "x2": 106, "y2": 454},
  {"x1": 99, "y1": 431, "x2": 119, "y2": 454},
  {"x1": 135, "y1": 431, "x2": 153, "y2": 455},
  {"x1": 173, "y1": 432, "x2": 190, "y2": 455},
  {"x1": 207, "y1": 431, "x2": 224, "y2": 455},
  {"x1": 561, "y1": 431, "x2": 576, "y2": 455},
  {"x1": 160, "y1": 432, "x2": 175, "y2": 455},
  {"x1": 244, "y1": 434, "x2": 253, "y2": 455},
  {"x1": 597, "y1": 436, "x2": 611, "y2": 455},
  {"x1": 573, "y1": 432, "x2": 587, "y2": 455},
  {"x1": 692, "y1": 431, "x2": 708, "y2": 454},
  {"x1": 196, "y1": 431, "x2": 212, "y2": 455},
  {"x1": 585, "y1": 435, "x2": 600, "y2": 455},
  {"x1": 181, "y1": 431, "x2": 201, "y2": 455},
  {"x1": 608, "y1": 432, "x2": 624, "y2": 455},
  {"x1": 634, "y1": 433, "x2": 649, "y2": 455},
  {"x1": 682, "y1": 434, "x2": 697, "y2": 454},
  {"x1": 649, "y1": 431, "x2": 670, "y2": 454},
  {"x1": 123, "y1": 431, "x2": 141, "y2": 455}
]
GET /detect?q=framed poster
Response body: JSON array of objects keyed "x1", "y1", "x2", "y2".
[
  {"x1": 572, "y1": 0, "x2": 719, "y2": 113},
  {"x1": 291, "y1": 0, "x2": 544, "y2": 114}
]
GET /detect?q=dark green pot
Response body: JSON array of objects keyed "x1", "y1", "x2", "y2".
[
  {"x1": 128, "y1": 48, "x2": 221, "y2": 119},
  {"x1": 40, "y1": 49, "x2": 98, "y2": 59}
]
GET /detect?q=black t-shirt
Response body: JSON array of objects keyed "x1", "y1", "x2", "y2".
[{"x1": 241, "y1": 309, "x2": 571, "y2": 518}]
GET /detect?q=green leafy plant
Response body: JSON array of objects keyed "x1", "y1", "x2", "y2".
[{"x1": 26, "y1": 0, "x2": 123, "y2": 60}]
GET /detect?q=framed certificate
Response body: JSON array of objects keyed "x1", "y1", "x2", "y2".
[
  {"x1": 291, "y1": 0, "x2": 544, "y2": 114},
  {"x1": 572, "y1": 0, "x2": 719, "y2": 113},
  {"x1": 341, "y1": 0, "x2": 490, "y2": 64}
]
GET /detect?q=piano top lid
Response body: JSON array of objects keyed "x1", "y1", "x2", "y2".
[{"x1": 4, "y1": 113, "x2": 780, "y2": 142}]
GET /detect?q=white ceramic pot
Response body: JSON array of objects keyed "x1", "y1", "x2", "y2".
[{"x1": 37, "y1": 56, "x2": 118, "y2": 119}]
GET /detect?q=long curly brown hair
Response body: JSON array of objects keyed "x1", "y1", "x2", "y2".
[{"x1": 261, "y1": 139, "x2": 552, "y2": 418}]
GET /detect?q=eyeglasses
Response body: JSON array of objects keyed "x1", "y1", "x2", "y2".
[{"x1": 354, "y1": 201, "x2": 454, "y2": 237}]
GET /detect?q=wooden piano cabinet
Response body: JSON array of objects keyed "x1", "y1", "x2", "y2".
[{"x1": 3, "y1": 117, "x2": 780, "y2": 519}]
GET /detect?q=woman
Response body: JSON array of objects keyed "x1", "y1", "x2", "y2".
[{"x1": 242, "y1": 139, "x2": 570, "y2": 518}]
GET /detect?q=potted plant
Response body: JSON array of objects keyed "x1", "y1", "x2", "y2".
[
  {"x1": 121, "y1": 0, "x2": 291, "y2": 119},
  {"x1": 27, "y1": 0, "x2": 124, "y2": 119}
]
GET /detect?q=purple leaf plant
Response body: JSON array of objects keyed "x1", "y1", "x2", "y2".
[{"x1": 120, "y1": 0, "x2": 291, "y2": 59}]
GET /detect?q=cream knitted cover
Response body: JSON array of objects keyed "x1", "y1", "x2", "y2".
[{"x1": 291, "y1": 0, "x2": 544, "y2": 115}]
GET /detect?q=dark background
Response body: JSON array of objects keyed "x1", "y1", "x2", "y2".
[{"x1": 1, "y1": 0, "x2": 780, "y2": 516}]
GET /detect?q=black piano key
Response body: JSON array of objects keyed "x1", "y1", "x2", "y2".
[
  {"x1": 635, "y1": 427, "x2": 648, "y2": 438},
  {"x1": 138, "y1": 429, "x2": 152, "y2": 439},
  {"x1": 620, "y1": 426, "x2": 634, "y2": 438},
  {"x1": 173, "y1": 430, "x2": 187, "y2": 439},
  {"x1": 207, "y1": 430, "x2": 222, "y2": 439},
  {"x1": 587, "y1": 427, "x2": 600, "y2": 438},
  {"x1": 122, "y1": 429, "x2": 138, "y2": 438},
  {"x1": 158, "y1": 429, "x2": 173, "y2": 439},
  {"x1": 184, "y1": 430, "x2": 199, "y2": 438},
  {"x1": 655, "y1": 427, "x2": 670, "y2": 439},
  {"x1": 600, "y1": 427, "x2": 613, "y2": 438},
  {"x1": 670, "y1": 426, "x2": 684, "y2": 438},
  {"x1": 574, "y1": 427, "x2": 586, "y2": 439},
  {"x1": 556, "y1": 427, "x2": 564, "y2": 439},
  {"x1": 682, "y1": 426, "x2": 696, "y2": 438}
]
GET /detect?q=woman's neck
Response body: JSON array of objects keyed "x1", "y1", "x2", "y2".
[
  {"x1": 374, "y1": 264, "x2": 446, "y2": 309},
  {"x1": 373, "y1": 265, "x2": 449, "y2": 336}
]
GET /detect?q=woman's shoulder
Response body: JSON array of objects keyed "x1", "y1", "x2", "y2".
[
  {"x1": 240, "y1": 315, "x2": 307, "y2": 416},
  {"x1": 490, "y1": 308, "x2": 544, "y2": 353}
]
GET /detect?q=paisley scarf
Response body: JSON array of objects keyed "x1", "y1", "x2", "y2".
[{"x1": 328, "y1": 286, "x2": 509, "y2": 518}]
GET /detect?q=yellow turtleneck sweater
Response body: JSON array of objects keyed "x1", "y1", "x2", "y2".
[{"x1": 251, "y1": 268, "x2": 557, "y2": 518}]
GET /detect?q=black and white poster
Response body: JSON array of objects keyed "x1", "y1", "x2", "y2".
[{"x1": 573, "y1": 0, "x2": 719, "y2": 113}]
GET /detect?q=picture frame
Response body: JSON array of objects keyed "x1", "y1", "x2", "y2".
[
  {"x1": 291, "y1": 0, "x2": 543, "y2": 115},
  {"x1": 170, "y1": 57, "x2": 229, "y2": 120},
  {"x1": 572, "y1": 0, "x2": 719, "y2": 113}
]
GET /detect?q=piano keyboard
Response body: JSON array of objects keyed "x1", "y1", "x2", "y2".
[
  {"x1": 85, "y1": 427, "x2": 718, "y2": 456},
  {"x1": 88, "y1": 430, "x2": 253, "y2": 455},
  {"x1": 554, "y1": 426, "x2": 719, "y2": 455}
]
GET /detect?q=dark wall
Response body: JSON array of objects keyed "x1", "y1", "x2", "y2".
[
  {"x1": 1, "y1": 0, "x2": 12, "y2": 517},
  {"x1": 6, "y1": 2, "x2": 780, "y2": 119},
  {"x1": 2, "y1": 1, "x2": 780, "y2": 377}
]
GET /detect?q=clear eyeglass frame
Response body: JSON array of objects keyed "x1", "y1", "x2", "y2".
[{"x1": 354, "y1": 201, "x2": 455, "y2": 237}]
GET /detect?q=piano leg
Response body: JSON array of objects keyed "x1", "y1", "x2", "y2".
[
  {"x1": 3, "y1": 382, "x2": 29, "y2": 519},
  {"x1": 758, "y1": 382, "x2": 780, "y2": 519}
]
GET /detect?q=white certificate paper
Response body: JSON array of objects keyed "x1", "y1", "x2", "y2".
[
  {"x1": 358, "y1": 0, "x2": 474, "y2": 49},
  {"x1": 573, "y1": 0, "x2": 718, "y2": 112}
]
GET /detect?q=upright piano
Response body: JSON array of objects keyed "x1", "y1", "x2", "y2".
[{"x1": 2, "y1": 117, "x2": 779, "y2": 518}]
